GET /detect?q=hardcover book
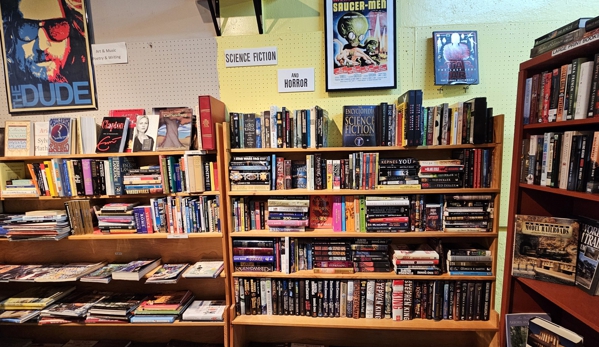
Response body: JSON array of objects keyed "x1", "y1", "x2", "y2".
[
  {"x1": 512, "y1": 214, "x2": 579, "y2": 285},
  {"x1": 527, "y1": 317, "x2": 583, "y2": 347},
  {"x1": 96, "y1": 117, "x2": 130, "y2": 153},
  {"x1": 109, "y1": 108, "x2": 146, "y2": 152},
  {"x1": 156, "y1": 107, "x2": 194, "y2": 151},
  {"x1": 575, "y1": 216, "x2": 599, "y2": 295},
  {"x1": 48, "y1": 118, "x2": 76, "y2": 155},
  {"x1": 131, "y1": 115, "x2": 159, "y2": 152},
  {"x1": 4, "y1": 121, "x2": 33, "y2": 157},
  {"x1": 34, "y1": 121, "x2": 49, "y2": 156},
  {"x1": 309, "y1": 195, "x2": 333, "y2": 229},
  {"x1": 198, "y1": 95, "x2": 226, "y2": 150},
  {"x1": 182, "y1": 261, "x2": 224, "y2": 278},
  {"x1": 342, "y1": 105, "x2": 376, "y2": 147},
  {"x1": 505, "y1": 312, "x2": 551, "y2": 347},
  {"x1": 433, "y1": 31, "x2": 479, "y2": 85},
  {"x1": 111, "y1": 259, "x2": 161, "y2": 281}
]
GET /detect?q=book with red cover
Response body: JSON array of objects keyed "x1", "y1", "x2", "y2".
[
  {"x1": 48, "y1": 118, "x2": 75, "y2": 155},
  {"x1": 198, "y1": 95, "x2": 226, "y2": 150},
  {"x1": 96, "y1": 117, "x2": 130, "y2": 153},
  {"x1": 109, "y1": 109, "x2": 146, "y2": 153}
]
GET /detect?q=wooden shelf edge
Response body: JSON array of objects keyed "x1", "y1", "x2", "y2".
[
  {"x1": 230, "y1": 231, "x2": 498, "y2": 238},
  {"x1": 230, "y1": 144, "x2": 497, "y2": 153},
  {"x1": 523, "y1": 117, "x2": 599, "y2": 130},
  {"x1": 0, "y1": 150, "x2": 217, "y2": 161},
  {"x1": 232, "y1": 270, "x2": 495, "y2": 281},
  {"x1": 231, "y1": 311, "x2": 499, "y2": 331},
  {"x1": 0, "y1": 321, "x2": 226, "y2": 327},
  {"x1": 518, "y1": 183, "x2": 599, "y2": 202},
  {"x1": 228, "y1": 188, "x2": 500, "y2": 196},
  {"x1": 1, "y1": 191, "x2": 220, "y2": 200},
  {"x1": 68, "y1": 232, "x2": 223, "y2": 240}
]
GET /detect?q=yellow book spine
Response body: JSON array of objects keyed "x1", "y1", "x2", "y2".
[
  {"x1": 209, "y1": 161, "x2": 215, "y2": 192},
  {"x1": 43, "y1": 161, "x2": 57, "y2": 197},
  {"x1": 66, "y1": 160, "x2": 77, "y2": 197}
]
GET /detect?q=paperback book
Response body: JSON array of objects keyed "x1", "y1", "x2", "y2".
[
  {"x1": 156, "y1": 107, "x2": 194, "y2": 150},
  {"x1": 182, "y1": 261, "x2": 224, "y2": 278},
  {"x1": 181, "y1": 300, "x2": 226, "y2": 321},
  {"x1": 111, "y1": 259, "x2": 162, "y2": 281},
  {"x1": 505, "y1": 312, "x2": 551, "y2": 347},
  {"x1": 145, "y1": 263, "x2": 189, "y2": 284},
  {"x1": 96, "y1": 117, "x2": 130, "y2": 153},
  {"x1": 48, "y1": 118, "x2": 76, "y2": 155},
  {"x1": 575, "y1": 216, "x2": 599, "y2": 295}
]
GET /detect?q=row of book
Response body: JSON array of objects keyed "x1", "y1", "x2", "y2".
[
  {"x1": 233, "y1": 277, "x2": 492, "y2": 321},
  {"x1": 523, "y1": 53, "x2": 599, "y2": 123},
  {"x1": 2, "y1": 338, "x2": 223, "y2": 347},
  {"x1": 0, "y1": 260, "x2": 224, "y2": 283},
  {"x1": 229, "y1": 106, "x2": 330, "y2": 149},
  {"x1": 0, "y1": 287, "x2": 226, "y2": 324},
  {"x1": 95, "y1": 196, "x2": 220, "y2": 235},
  {"x1": 520, "y1": 131, "x2": 599, "y2": 193},
  {"x1": 229, "y1": 152, "x2": 492, "y2": 192},
  {"x1": 530, "y1": 16, "x2": 599, "y2": 57},
  {"x1": 4, "y1": 95, "x2": 226, "y2": 157},
  {"x1": 231, "y1": 194, "x2": 494, "y2": 233}
]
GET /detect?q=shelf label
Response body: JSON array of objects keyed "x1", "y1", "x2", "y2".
[
  {"x1": 167, "y1": 234, "x2": 189, "y2": 239},
  {"x1": 225, "y1": 47, "x2": 278, "y2": 67},
  {"x1": 278, "y1": 68, "x2": 315, "y2": 93}
]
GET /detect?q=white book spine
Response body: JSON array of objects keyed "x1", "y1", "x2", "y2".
[
  {"x1": 366, "y1": 279, "x2": 375, "y2": 319},
  {"x1": 270, "y1": 106, "x2": 278, "y2": 148},
  {"x1": 574, "y1": 61, "x2": 595, "y2": 120},
  {"x1": 541, "y1": 132, "x2": 550, "y2": 186},
  {"x1": 266, "y1": 278, "x2": 273, "y2": 315},
  {"x1": 260, "y1": 278, "x2": 267, "y2": 314},
  {"x1": 346, "y1": 279, "x2": 354, "y2": 316},
  {"x1": 559, "y1": 131, "x2": 575, "y2": 189}
]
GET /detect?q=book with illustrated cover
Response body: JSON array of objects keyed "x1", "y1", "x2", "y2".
[
  {"x1": 156, "y1": 107, "x2": 194, "y2": 151},
  {"x1": 131, "y1": 115, "x2": 159, "y2": 152},
  {"x1": 505, "y1": 312, "x2": 551, "y2": 347},
  {"x1": 33, "y1": 262, "x2": 106, "y2": 282},
  {"x1": 111, "y1": 259, "x2": 161, "y2": 281},
  {"x1": 433, "y1": 31, "x2": 479, "y2": 85},
  {"x1": 527, "y1": 316, "x2": 583, "y2": 347},
  {"x1": 109, "y1": 108, "x2": 146, "y2": 152},
  {"x1": 145, "y1": 263, "x2": 189, "y2": 284},
  {"x1": 575, "y1": 216, "x2": 599, "y2": 295},
  {"x1": 80, "y1": 263, "x2": 127, "y2": 284},
  {"x1": 96, "y1": 117, "x2": 130, "y2": 153},
  {"x1": 0, "y1": 286, "x2": 76, "y2": 310},
  {"x1": 40, "y1": 292, "x2": 105, "y2": 318},
  {"x1": 135, "y1": 290, "x2": 194, "y2": 314},
  {"x1": 88, "y1": 293, "x2": 147, "y2": 317},
  {"x1": 309, "y1": 195, "x2": 333, "y2": 229},
  {"x1": 342, "y1": 105, "x2": 376, "y2": 147},
  {"x1": 181, "y1": 300, "x2": 226, "y2": 321},
  {"x1": 182, "y1": 261, "x2": 224, "y2": 278},
  {"x1": 34, "y1": 121, "x2": 49, "y2": 156},
  {"x1": 4, "y1": 121, "x2": 33, "y2": 157},
  {"x1": 48, "y1": 118, "x2": 76, "y2": 155},
  {"x1": 0, "y1": 309, "x2": 40, "y2": 323},
  {"x1": 512, "y1": 215, "x2": 579, "y2": 285}
]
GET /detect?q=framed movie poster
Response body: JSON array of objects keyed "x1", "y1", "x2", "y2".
[
  {"x1": 0, "y1": 0, "x2": 97, "y2": 113},
  {"x1": 325, "y1": 1, "x2": 396, "y2": 91},
  {"x1": 433, "y1": 31, "x2": 479, "y2": 85}
]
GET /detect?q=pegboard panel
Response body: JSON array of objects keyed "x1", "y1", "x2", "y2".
[{"x1": 0, "y1": 38, "x2": 220, "y2": 122}]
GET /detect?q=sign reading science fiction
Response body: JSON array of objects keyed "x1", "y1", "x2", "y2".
[{"x1": 0, "y1": 0, "x2": 97, "y2": 113}]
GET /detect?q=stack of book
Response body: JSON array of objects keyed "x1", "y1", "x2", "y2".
[
  {"x1": 365, "y1": 196, "x2": 410, "y2": 232},
  {"x1": 124, "y1": 164, "x2": 163, "y2": 195},
  {"x1": 392, "y1": 244, "x2": 441, "y2": 275},
  {"x1": 351, "y1": 238, "x2": 391, "y2": 273},
  {"x1": 447, "y1": 249, "x2": 493, "y2": 276},
  {"x1": 181, "y1": 300, "x2": 226, "y2": 321},
  {"x1": 266, "y1": 198, "x2": 309, "y2": 232},
  {"x1": 229, "y1": 155, "x2": 272, "y2": 191},
  {"x1": 111, "y1": 259, "x2": 162, "y2": 281},
  {"x1": 182, "y1": 261, "x2": 225, "y2": 278},
  {"x1": 443, "y1": 195, "x2": 493, "y2": 232},
  {"x1": 1, "y1": 178, "x2": 38, "y2": 197},
  {"x1": 233, "y1": 239, "x2": 275, "y2": 272},
  {"x1": 312, "y1": 238, "x2": 353, "y2": 274},
  {"x1": 145, "y1": 264, "x2": 189, "y2": 284},
  {"x1": 377, "y1": 157, "x2": 420, "y2": 188},
  {"x1": 80, "y1": 263, "x2": 127, "y2": 284},
  {"x1": 0, "y1": 309, "x2": 40, "y2": 323},
  {"x1": 86, "y1": 292, "x2": 147, "y2": 323},
  {"x1": 39, "y1": 292, "x2": 105, "y2": 324},
  {"x1": 96, "y1": 202, "x2": 139, "y2": 233},
  {"x1": 418, "y1": 160, "x2": 464, "y2": 189},
  {"x1": 131, "y1": 290, "x2": 194, "y2": 323},
  {"x1": 530, "y1": 17, "x2": 598, "y2": 57},
  {"x1": 0, "y1": 286, "x2": 76, "y2": 312},
  {"x1": 2, "y1": 210, "x2": 71, "y2": 241}
]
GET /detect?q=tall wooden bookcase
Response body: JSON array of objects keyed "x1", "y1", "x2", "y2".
[
  {"x1": 0, "y1": 124, "x2": 231, "y2": 346},
  {"x1": 224, "y1": 117, "x2": 504, "y2": 347},
  {"x1": 500, "y1": 39, "x2": 599, "y2": 347}
]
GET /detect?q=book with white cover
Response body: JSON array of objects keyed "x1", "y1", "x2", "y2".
[
  {"x1": 34, "y1": 121, "x2": 49, "y2": 156},
  {"x1": 79, "y1": 116, "x2": 98, "y2": 154},
  {"x1": 182, "y1": 261, "x2": 224, "y2": 278},
  {"x1": 181, "y1": 300, "x2": 226, "y2": 321},
  {"x1": 111, "y1": 259, "x2": 161, "y2": 281},
  {"x1": 574, "y1": 61, "x2": 595, "y2": 120}
]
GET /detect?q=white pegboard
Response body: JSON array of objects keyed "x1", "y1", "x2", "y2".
[{"x1": 0, "y1": 38, "x2": 220, "y2": 123}]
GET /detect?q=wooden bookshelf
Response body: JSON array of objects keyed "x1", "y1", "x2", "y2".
[{"x1": 500, "y1": 38, "x2": 599, "y2": 347}]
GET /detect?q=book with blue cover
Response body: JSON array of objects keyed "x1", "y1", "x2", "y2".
[{"x1": 342, "y1": 105, "x2": 376, "y2": 147}]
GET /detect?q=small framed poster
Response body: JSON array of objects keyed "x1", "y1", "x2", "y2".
[
  {"x1": 433, "y1": 31, "x2": 480, "y2": 85},
  {"x1": 324, "y1": 1, "x2": 396, "y2": 91}
]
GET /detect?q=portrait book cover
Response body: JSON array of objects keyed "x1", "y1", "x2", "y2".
[{"x1": 433, "y1": 31, "x2": 479, "y2": 85}]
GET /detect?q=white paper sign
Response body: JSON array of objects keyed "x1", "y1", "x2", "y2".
[
  {"x1": 278, "y1": 68, "x2": 315, "y2": 93},
  {"x1": 224, "y1": 47, "x2": 278, "y2": 67},
  {"x1": 92, "y1": 42, "x2": 128, "y2": 65}
]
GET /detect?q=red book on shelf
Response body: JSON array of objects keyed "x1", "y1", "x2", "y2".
[{"x1": 198, "y1": 95, "x2": 226, "y2": 150}]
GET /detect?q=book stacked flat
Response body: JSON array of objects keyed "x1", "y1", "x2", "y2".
[
  {"x1": 376, "y1": 157, "x2": 420, "y2": 188},
  {"x1": 112, "y1": 259, "x2": 162, "y2": 281},
  {"x1": 312, "y1": 238, "x2": 353, "y2": 274},
  {"x1": 364, "y1": 196, "x2": 410, "y2": 232},
  {"x1": 124, "y1": 165, "x2": 164, "y2": 195},
  {"x1": 392, "y1": 244, "x2": 441, "y2": 275},
  {"x1": 39, "y1": 292, "x2": 105, "y2": 324},
  {"x1": 2, "y1": 210, "x2": 71, "y2": 241},
  {"x1": 131, "y1": 290, "x2": 194, "y2": 323},
  {"x1": 229, "y1": 155, "x2": 272, "y2": 191},
  {"x1": 96, "y1": 202, "x2": 139, "y2": 234},
  {"x1": 446, "y1": 249, "x2": 493, "y2": 276},
  {"x1": 266, "y1": 198, "x2": 309, "y2": 232},
  {"x1": 86, "y1": 292, "x2": 147, "y2": 323},
  {"x1": 0, "y1": 309, "x2": 40, "y2": 323},
  {"x1": 351, "y1": 238, "x2": 391, "y2": 273},
  {"x1": 443, "y1": 194, "x2": 493, "y2": 232},
  {"x1": 233, "y1": 239, "x2": 275, "y2": 272},
  {"x1": 181, "y1": 299, "x2": 226, "y2": 321},
  {"x1": 145, "y1": 263, "x2": 189, "y2": 284},
  {"x1": 80, "y1": 263, "x2": 127, "y2": 284},
  {"x1": 182, "y1": 261, "x2": 225, "y2": 278},
  {"x1": 0, "y1": 286, "x2": 76, "y2": 311},
  {"x1": 418, "y1": 160, "x2": 464, "y2": 189}
]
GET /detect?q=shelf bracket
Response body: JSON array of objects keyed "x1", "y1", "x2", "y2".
[
  {"x1": 206, "y1": 0, "x2": 222, "y2": 37},
  {"x1": 253, "y1": 0, "x2": 263, "y2": 35}
]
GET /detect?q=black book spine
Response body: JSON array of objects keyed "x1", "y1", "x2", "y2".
[
  {"x1": 471, "y1": 98, "x2": 488, "y2": 145},
  {"x1": 482, "y1": 281, "x2": 491, "y2": 321},
  {"x1": 576, "y1": 134, "x2": 591, "y2": 192},
  {"x1": 311, "y1": 279, "x2": 318, "y2": 317},
  {"x1": 230, "y1": 112, "x2": 240, "y2": 148},
  {"x1": 301, "y1": 110, "x2": 307, "y2": 149},
  {"x1": 567, "y1": 135, "x2": 582, "y2": 190},
  {"x1": 243, "y1": 278, "x2": 251, "y2": 315},
  {"x1": 271, "y1": 279, "x2": 278, "y2": 315},
  {"x1": 317, "y1": 280, "x2": 324, "y2": 317},
  {"x1": 359, "y1": 279, "x2": 367, "y2": 318},
  {"x1": 276, "y1": 111, "x2": 283, "y2": 148},
  {"x1": 304, "y1": 279, "x2": 311, "y2": 316},
  {"x1": 287, "y1": 279, "x2": 294, "y2": 315},
  {"x1": 284, "y1": 108, "x2": 291, "y2": 149}
]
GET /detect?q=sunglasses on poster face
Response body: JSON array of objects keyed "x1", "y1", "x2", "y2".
[{"x1": 16, "y1": 18, "x2": 70, "y2": 42}]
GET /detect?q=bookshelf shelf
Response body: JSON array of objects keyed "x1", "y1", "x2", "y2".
[
  {"x1": 0, "y1": 321, "x2": 226, "y2": 327},
  {"x1": 232, "y1": 311, "x2": 499, "y2": 331},
  {"x1": 232, "y1": 270, "x2": 495, "y2": 281},
  {"x1": 0, "y1": 150, "x2": 215, "y2": 162},
  {"x1": 68, "y1": 232, "x2": 223, "y2": 240},
  {"x1": 228, "y1": 188, "x2": 500, "y2": 197},
  {"x1": 500, "y1": 37, "x2": 599, "y2": 347},
  {"x1": 231, "y1": 230, "x2": 498, "y2": 238},
  {"x1": 0, "y1": 191, "x2": 220, "y2": 201},
  {"x1": 230, "y1": 143, "x2": 497, "y2": 153}
]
